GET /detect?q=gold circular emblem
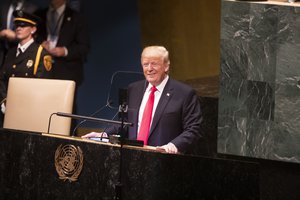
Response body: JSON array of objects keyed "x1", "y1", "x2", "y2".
[
  {"x1": 55, "y1": 144, "x2": 84, "y2": 182},
  {"x1": 27, "y1": 60, "x2": 33, "y2": 68}
]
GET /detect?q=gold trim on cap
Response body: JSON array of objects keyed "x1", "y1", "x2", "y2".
[{"x1": 14, "y1": 17, "x2": 36, "y2": 25}]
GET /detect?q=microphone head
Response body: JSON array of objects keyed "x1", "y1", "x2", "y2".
[{"x1": 106, "y1": 70, "x2": 144, "y2": 110}]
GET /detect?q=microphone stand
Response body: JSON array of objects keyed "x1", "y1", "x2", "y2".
[
  {"x1": 47, "y1": 112, "x2": 132, "y2": 135},
  {"x1": 115, "y1": 103, "x2": 128, "y2": 200}
]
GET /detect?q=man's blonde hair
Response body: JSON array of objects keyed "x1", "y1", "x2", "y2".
[{"x1": 141, "y1": 46, "x2": 170, "y2": 65}]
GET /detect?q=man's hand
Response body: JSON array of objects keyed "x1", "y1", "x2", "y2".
[
  {"x1": 81, "y1": 132, "x2": 107, "y2": 139},
  {"x1": 41, "y1": 41, "x2": 67, "y2": 57},
  {"x1": 48, "y1": 47, "x2": 66, "y2": 57},
  {"x1": 41, "y1": 41, "x2": 50, "y2": 51},
  {"x1": 1, "y1": 103, "x2": 5, "y2": 114},
  {"x1": 156, "y1": 142, "x2": 178, "y2": 154},
  {"x1": 0, "y1": 29, "x2": 16, "y2": 41}
]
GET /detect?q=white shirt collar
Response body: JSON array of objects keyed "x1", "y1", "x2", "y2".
[
  {"x1": 18, "y1": 38, "x2": 34, "y2": 53},
  {"x1": 147, "y1": 75, "x2": 169, "y2": 93}
]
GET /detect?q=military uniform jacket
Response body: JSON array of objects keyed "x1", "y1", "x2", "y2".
[
  {"x1": 0, "y1": 41, "x2": 53, "y2": 102},
  {"x1": 0, "y1": 0, "x2": 38, "y2": 66}
]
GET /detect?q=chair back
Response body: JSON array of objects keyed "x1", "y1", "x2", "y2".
[{"x1": 4, "y1": 77, "x2": 75, "y2": 135}]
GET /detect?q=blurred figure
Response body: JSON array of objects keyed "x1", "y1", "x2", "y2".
[
  {"x1": 0, "y1": 10, "x2": 53, "y2": 126},
  {"x1": 35, "y1": 0, "x2": 89, "y2": 86},
  {"x1": 67, "y1": 0, "x2": 82, "y2": 12},
  {"x1": 0, "y1": 0, "x2": 37, "y2": 67},
  {"x1": 34, "y1": 0, "x2": 89, "y2": 135},
  {"x1": 0, "y1": 0, "x2": 37, "y2": 127}
]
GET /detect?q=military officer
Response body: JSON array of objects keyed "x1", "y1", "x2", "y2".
[{"x1": 0, "y1": 10, "x2": 53, "y2": 125}]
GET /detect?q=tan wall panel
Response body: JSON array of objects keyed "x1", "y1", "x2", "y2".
[{"x1": 138, "y1": 0, "x2": 220, "y2": 81}]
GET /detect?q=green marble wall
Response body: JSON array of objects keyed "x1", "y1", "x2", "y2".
[{"x1": 219, "y1": 0, "x2": 300, "y2": 164}]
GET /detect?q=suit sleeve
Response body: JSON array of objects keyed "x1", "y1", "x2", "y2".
[{"x1": 170, "y1": 89, "x2": 203, "y2": 153}]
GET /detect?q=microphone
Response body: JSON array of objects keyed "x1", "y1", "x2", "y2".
[
  {"x1": 78, "y1": 110, "x2": 120, "y2": 142},
  {"x1": 72, "y1": 101, "x2": 111, "y2": 136},
  {"x1": 56, "y1": 112, "x2": 133, "y2": 126},
  {"x1": 47, "y1": 112, "x2": 133, "y2": 136},
  {"x1": 106, "y1": 70, "x2": 143, "y2": 109},
  {"x1": 97, "y1": 110, "x2": 120, "y2": 142},
  {"x1": 72, "y1": 70, "x2": 143, "y2": 135}
]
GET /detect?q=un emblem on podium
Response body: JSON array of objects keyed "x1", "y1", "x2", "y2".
[{"x1": 55, "y1": 144, "x2": 84, "y2": 182}]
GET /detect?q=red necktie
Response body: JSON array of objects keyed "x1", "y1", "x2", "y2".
[{"x1": 138, "y1": 86, "x2": 157, "y2": 145}]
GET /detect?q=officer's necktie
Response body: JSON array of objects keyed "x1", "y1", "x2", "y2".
[
  {"x1": 137, "y1": 86, "x2": 157, "y2": 145},
  {"x1": 16, "y1": 48, "x2": 22, "y2": 57}
]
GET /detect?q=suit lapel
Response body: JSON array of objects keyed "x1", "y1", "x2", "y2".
[
  {"x1": 57, "y1": 7, "x2": 72, "y2": 45},
  {"x1": 149, "y1": 79, "x2": 173, "y2": 135}
]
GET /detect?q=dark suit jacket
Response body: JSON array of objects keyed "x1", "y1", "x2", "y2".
[
  {"x1": 108, "y1": 78, "x2": 203, "y2": 153},
  {"x1": 35, "y1": 6, "x2": 89, "y2": 85}
]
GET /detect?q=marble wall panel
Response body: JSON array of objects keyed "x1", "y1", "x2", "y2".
[{"x1": 219, "y1": 0, "x2": 300, "y2": 164}]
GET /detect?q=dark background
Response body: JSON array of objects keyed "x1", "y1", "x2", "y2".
[{"x1": 31, "y1": 0, "x2": 142, "y2": 128}]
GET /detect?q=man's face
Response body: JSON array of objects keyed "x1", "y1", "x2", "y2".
[{"x1": 141, "y1": 56, "x2": 169, "y2": 86}]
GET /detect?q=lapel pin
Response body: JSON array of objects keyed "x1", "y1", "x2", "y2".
[
  {"x1": 67, "y1": 17, "x2": 71, "y2": 21},
  {"x1": 167, "y1": 93, "x2": 170, "y2": 96}
]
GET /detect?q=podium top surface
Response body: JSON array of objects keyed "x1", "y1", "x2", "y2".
[{"x1": 226, "y1": 0, "x2": 300, "y2": 7}]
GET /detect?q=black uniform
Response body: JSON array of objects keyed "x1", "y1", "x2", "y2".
[{"x1": 0, "y1": 41, "x2": 53, "y2": 102}]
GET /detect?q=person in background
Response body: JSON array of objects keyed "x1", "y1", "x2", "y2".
[
  {"x1": 34, "y1": 0, "x2": 89, "y2": 134},
  {"x1": 82, "y1": 46, "x2": 203, "y2": 154},
  {"x1": 0, "y1": 10, "x2": 53, "y2": 120},
  {"x1": 0, "y1": 0, "x2": 37, "y2": 127},
  {"x1": 67, "y1": 0, "x2": 82, "y2": 12},
  {"x1": 34, "y1": 0, "x2": 89, "y2": 87},
  {"x1": 0, "y1": 0, "x2": 37, "y2": 66}
]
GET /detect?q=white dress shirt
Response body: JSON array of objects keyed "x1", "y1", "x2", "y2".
[
  {"x1": 137, "y1": 75, "x2": 169, "y2": 134},
  {"x1": 47, "y1": 3, "x2": 66, "y2": 49},
  {"x1": 16, "y1": 38, "x2": 34, "y2": 56}
]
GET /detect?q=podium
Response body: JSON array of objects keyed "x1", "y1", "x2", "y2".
[{"x1": 0, "y1": 128, "x2": 259, "y2": 200}]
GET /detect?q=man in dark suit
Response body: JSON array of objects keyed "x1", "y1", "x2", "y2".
[
  {"x1": 83, "y1": 46, "x2": 203, "y2": 154},
  {"x1": 35, "y1": 0, "x2": 89, "y2": 86},
  {"x1": 34, "y1": 0, "x2": 89, "y2": 133}
]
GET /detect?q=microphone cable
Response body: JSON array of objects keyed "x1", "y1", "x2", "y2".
[
  {"x1": 71, "y1": 102, "x2": 110, "y2": 136},
  {"x1": 89, "y1": 109, "x2": 120, "y2": 142},
  {"x1": 99, "y1": 109, "x2": 120, "y2": 141}
]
